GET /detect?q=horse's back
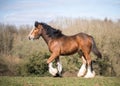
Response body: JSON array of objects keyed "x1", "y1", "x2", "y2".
[
  {"x1": 58, "y1": 32, "x2": 93, "y2": 48},
  {"x1": 77, "y1": 32, "x2": 92, "y2": 39}
]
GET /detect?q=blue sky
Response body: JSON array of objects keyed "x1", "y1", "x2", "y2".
[{"x1": 0, "y1": 0, "x2": 120, "y2": 26}]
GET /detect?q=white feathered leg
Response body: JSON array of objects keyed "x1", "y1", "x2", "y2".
[
  {"x1": 48, "y1": 62, "x2": 58, "y2": 76},
  {"x1": 77, "y1": 63, "x2": 86, "y2": 77},
  {"x1": 57, "y1": 60, "x2": 62, "y2": 76},
  {"x1": 84, "y1": 64, "x2": 95, "y2": 78},
  {"x1": 77, "y1": 56, "x2": 87, "y2": 77}
]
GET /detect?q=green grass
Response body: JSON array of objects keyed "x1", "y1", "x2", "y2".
[{"x1": 0, "y1": 76, "x2": 120, "y2": 86}]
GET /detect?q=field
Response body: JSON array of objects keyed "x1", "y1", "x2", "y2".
[
  {"x1": 0, "y1": 18, "x2": 120, "y2": 86},
  {"x1": 0, "y1": 76, "x2": 120, "y2": 86}
]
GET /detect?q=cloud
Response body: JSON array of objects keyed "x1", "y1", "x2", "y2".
[
  {"x1": 3, "y1": 10, "x2": 60, "y2": 25},
  {"x1": 2, "y1": 0, "x2": 62, "y2": 11},
  {"x1": 1, "y1": 0, "x2": 72, "y2": 25},
  {"x1": 1, "y1": 0, "x2": 120, "y2": 26},
  {"x1": 1, "y1": 0, "x2": 70, "y2": 25}
]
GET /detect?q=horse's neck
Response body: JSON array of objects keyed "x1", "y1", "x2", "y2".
[{"x1": 41, "y1": 30, "x2": 51, "y2": 45}]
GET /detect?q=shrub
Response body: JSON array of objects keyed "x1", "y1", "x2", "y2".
[{"x1": 17, "y1": 52, "x2": 49, "y2": 76}]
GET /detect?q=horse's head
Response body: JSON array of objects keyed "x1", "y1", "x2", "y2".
[{"x1": 28, "y1": 21, "x2": 43, "y2": 40}]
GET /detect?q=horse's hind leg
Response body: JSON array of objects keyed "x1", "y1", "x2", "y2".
[
  {"x1": 84, "y1": 53, "x2": 95, "y2": 78},
  {"x1": 77, "y1": 56, "x2": 87, "y2": 77}
]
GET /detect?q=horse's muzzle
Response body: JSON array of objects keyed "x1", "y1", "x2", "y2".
[{"x1": 28, "y1": 35, "x2": 34, "y2": 40}]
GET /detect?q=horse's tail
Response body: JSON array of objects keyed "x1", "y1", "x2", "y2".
[{"x1": 91, "y1": 37, "x2": 102, "y2": 59}]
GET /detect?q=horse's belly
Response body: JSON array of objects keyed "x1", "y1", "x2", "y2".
[
  {"x1": 61, "y1": 50, "x2": 78, "y2": 56},
  {"x1": 60, "y1": 46, "x2": 78, "y2": 55}
]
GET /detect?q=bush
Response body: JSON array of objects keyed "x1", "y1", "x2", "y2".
[{"x1": 17, "y1": 52, "x2": 50, "y2": 76}]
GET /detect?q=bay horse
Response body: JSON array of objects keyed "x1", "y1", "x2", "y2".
[{"x1": 28, "y1": 21, "x2": 102, "y2": 78}]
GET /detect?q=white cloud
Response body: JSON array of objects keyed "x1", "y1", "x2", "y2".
[
  {"x1": 1, "y1": 0, "x2": 120, "y2": 26},
  {"x1": 2, "y1": 0, "x2": 61, "y2": 11},
  {"x1": 3, "y1": 11, "x2": 59, "y2": 25}
]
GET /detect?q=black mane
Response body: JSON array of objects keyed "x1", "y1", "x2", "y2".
[{"x1": 39, "y1": 22, "x2": 63, "y2": 38}]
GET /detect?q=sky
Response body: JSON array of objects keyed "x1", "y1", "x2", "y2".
[{"x1": 0, "y1": 0, "x2": 120, "y2": 26}]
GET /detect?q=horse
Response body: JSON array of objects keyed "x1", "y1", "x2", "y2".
[{"x1": 28, "y1": 21, "x2": 102, "y2": 78}]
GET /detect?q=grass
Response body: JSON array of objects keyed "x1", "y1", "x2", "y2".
[{"x1": 0, "y1": 76, "x2": 120, "y2": 86}]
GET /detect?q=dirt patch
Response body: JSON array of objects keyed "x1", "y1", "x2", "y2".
[{"x1": 62, "y1": 71, "x2": 77, "y2": 77}]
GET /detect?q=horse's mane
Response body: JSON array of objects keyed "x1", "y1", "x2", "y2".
[{"x1": 35, "y1": 21, "x2": 63, "y2": 38}]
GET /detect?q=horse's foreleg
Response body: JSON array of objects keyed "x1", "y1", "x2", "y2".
[
  {"x1": 55, "y1": 57, "x2": 62, "y2": 76},
  {"x1": 77, "y1": 56, "x2": 87, "y2": 77},
  {"x1": 84, "y1": 54, "x2": 95, "y2": 78},
  {"x1": 47, "y1": 53, "x2": 59, "y2": 64},
  {"x1": 47, "y1": 53, "x2": 59, "y2": 76},
  {"x1": 48, "y1": 62, "x2": 58, "y2": 76}
]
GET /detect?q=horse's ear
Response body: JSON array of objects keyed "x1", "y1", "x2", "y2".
[{"x1": 35, "y1": 21, "x2": 39, "y2": 27}]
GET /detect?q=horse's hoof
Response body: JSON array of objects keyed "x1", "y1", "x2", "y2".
[
  {"x1": 84, "y1": 71, "x2": 95, "y2": 78},
  {"x1": 54, "y1": 73, "x2": 62, "y2": 78}
]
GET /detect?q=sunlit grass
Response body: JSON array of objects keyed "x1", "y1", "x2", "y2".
[{"x1": 0, "y1": 76, "x2": 120, "y2": 86}]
